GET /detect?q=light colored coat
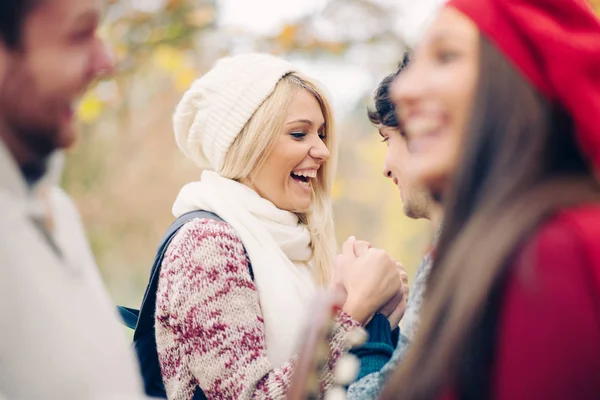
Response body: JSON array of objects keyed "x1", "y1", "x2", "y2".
[{"x1": 0, "y1": 141, "x2": 146, "y2": 399}]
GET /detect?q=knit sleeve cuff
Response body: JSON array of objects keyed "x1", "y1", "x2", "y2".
[
  {"x1": 349, "y1": 313, "x2": 396, "y2": 380},
  {"x1": 336, "y1": 309, "x2": 362, "y2": 332},
  {"x1": 364, "y1": 313, "x2": 394, "y2": 345}
]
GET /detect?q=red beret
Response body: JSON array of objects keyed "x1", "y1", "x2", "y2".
[{"x1": 447, "y1": 0, "x2": 600, "y2": 172}]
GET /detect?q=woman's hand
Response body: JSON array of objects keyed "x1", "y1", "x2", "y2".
[
  {"x1": 328, "y1": 239, "x2": 372, "y2": 303},
  {"x1": 336, "y1": 237, "x2": 401, "y2": 324}
]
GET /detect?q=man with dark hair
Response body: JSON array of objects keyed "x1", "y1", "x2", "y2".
[
  {"x1": 0, "y1": 0, "x2": 146, "y2": 398},
  {"x1": 367, "y1": 55, "x2": 432, "y2": 222},
  {"x1": 347, "y1": 53, "x2": 442, "y2": 398}
]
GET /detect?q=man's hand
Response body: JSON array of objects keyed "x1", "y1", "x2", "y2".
[{"x1": 378, "y1": 263, "x2": 409, "y2": 328}]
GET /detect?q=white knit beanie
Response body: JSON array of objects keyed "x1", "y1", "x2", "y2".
[{"x1": 173, "y1": 53, "x2": 297, "y2": 171}]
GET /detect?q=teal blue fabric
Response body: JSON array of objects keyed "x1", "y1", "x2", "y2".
[
  {"x1": 347, "y1": 332, "x2": 411, "y2": 399},
  {"x1": 350, "y1": 313, "x2": 399, "y2": 380}
]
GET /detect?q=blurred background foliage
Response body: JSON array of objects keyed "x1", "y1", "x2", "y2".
[
  {"x1": 66, "y1": 0, "x2": 600, "y2": 306},
  {"x1": 65, "y1": 0, "x2": 436, "y2": 306}
]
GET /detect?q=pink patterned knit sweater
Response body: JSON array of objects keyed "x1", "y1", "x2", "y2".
[{"x1": 155, "y1": 218, "x2": 360, "y2": 400}]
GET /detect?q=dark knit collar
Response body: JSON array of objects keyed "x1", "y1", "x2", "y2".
[{"x1": 20, "y1": 160, "x2": 48, "y2": 188}]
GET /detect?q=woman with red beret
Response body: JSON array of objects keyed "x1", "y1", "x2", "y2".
[{"x1": 383, "y1": 0, "x2": 600, "y2": 398}]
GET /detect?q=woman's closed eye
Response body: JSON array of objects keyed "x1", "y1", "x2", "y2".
[
  {"x1": 291, "y1": 131, "x2": 327, "y2": 141},
  {"x1": 290, "y1": 131, "x2": 307, "y2": 140},
  {"x1": 436, "y1": 48, "x2": 461, "y2": 64}
]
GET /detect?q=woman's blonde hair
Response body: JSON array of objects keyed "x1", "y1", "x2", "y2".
[{"x1": 220, "y1": 73, "x2": 337, "y2": 285}]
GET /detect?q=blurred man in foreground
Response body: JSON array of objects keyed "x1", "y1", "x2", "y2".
[{"x1": 0, "y1": 0, "x2": 146, "y2": 397}]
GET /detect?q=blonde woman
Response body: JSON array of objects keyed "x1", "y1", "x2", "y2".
[{"x1": 154, "y1": 53, "x2": 402, "y2": 399}]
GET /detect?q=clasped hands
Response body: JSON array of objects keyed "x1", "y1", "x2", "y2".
[{"x1": 330, "y1": 236, "x2": 409, "y2": 328}]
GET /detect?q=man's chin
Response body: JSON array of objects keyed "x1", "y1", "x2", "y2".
[
  {"x1": 403, "y1": 204, "x2": 417, "y2": 220},
  {"x1": 21, "y1": 124, "x2": 77, "y2": 162}
]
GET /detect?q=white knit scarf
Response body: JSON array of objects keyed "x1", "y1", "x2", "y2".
[{"x1": 172, "y1": 170, "x2": 317, "y2": 367}]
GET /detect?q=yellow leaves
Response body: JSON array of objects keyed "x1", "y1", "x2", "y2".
[
  {"x1": 152, "y1": 45, "x2": 198, "y2": 91},
  {"x1": 275, "y1": 23, "x2": 346, "y2": 54},
  {"x1": 332, "y1": 178, "x2": 345, "y2": 200},
  {"x1": 165, "y1": 0, "x2": 184, "y2": 11},
  {"x1": 185, "y1": 7, "x2": 216, "y2": 27},
  {"x1": 321, "y1": 41, "x2": 346, "y2": 55},
  {"x1": 153, "y1": 45, "x2": 185, "y2": 73},
  {"x1": 113, "y1": 43, "x2": 129, "y2": 60},
  {"x1": 77, "y1": 92, "x2": 104, "y2": 124},
  {"x1": 175, "y1": 66, "x2": 197, "y2": 92},
  {"x1": 278, "y1": 24, "x2": 300, "y2": 50}
]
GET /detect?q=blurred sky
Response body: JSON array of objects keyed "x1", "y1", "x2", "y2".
[
  {"x1": 218, "y1": 0, "x2": 445, "y2": 39},
  {"x1": 216, "y1": 0, "x2": 446, "y2": 116}
]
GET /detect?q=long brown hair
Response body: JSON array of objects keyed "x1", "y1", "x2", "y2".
[{"x1": 382, "y1": 36, "x2": 600, "y2": 399}]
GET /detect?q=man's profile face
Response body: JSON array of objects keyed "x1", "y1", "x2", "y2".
[
  {"x1": 0, "y1": 0, "x2": 113, "y2": 161},
  {"x1": 381, "y1": 126, "x2": 430, "y2": 220}
]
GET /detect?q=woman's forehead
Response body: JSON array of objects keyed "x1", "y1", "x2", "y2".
[{"x1": 417, "y1": 7, "x2": 479, "y2": 50}]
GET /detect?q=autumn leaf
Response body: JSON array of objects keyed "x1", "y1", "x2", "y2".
[
  {"x1": 332, "y1": 178, "x2": 345, "y2": 200},
  {"x1": 175, "y1": 66, "x2": 197, "y2": 92},
  {"x1": 166, "y1": 0, "x2": 184, "y2": 11},
  {"x1": 185, "y1": 7, "x2": 216, "y2": 27},
  {"x1": 77, "y1": 92, "x2": 104, "y2": 124},
  {"x1": 153, "y1": 45, "x2": 184, "y2": 73},
  {"x1": 321, "y1": 41, "x2": 347, "y2": 55},
  {"x1": 277, "y1": 24, "x2": 299, "y2": 50},
  {"x1": 113, "y1": 43, "x2": 128, "y2": 60}
]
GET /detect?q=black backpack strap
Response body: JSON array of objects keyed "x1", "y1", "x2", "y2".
[
  {"x1": 133, "y1": 210, "x2": 222, "y2": 399},
  {"x1": 134, "y1": 210, "x2": 223, "y2": 336},
  {"x1": 117, "y1": 306, "x2": 139, "y2": 330}
]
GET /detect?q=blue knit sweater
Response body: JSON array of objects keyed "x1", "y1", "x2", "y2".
[{"x1": 349, "y1": 313, "x2": 400, "y2": 380}]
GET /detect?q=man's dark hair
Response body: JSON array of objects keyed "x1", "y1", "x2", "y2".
[
  {"x1": 0, "y1": 0, "x2": 39, "y2": 48},
  {"x1": 367, "y1": 52, "x2": 411, "y2": 129}
]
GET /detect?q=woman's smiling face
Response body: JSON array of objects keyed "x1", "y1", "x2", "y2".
[
  {"x1": 245, "y1": 88, "x2": 330, "y2": 212},
  {"x1": 391, "y1": 7, "x2": 480, "y2": 195}
]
